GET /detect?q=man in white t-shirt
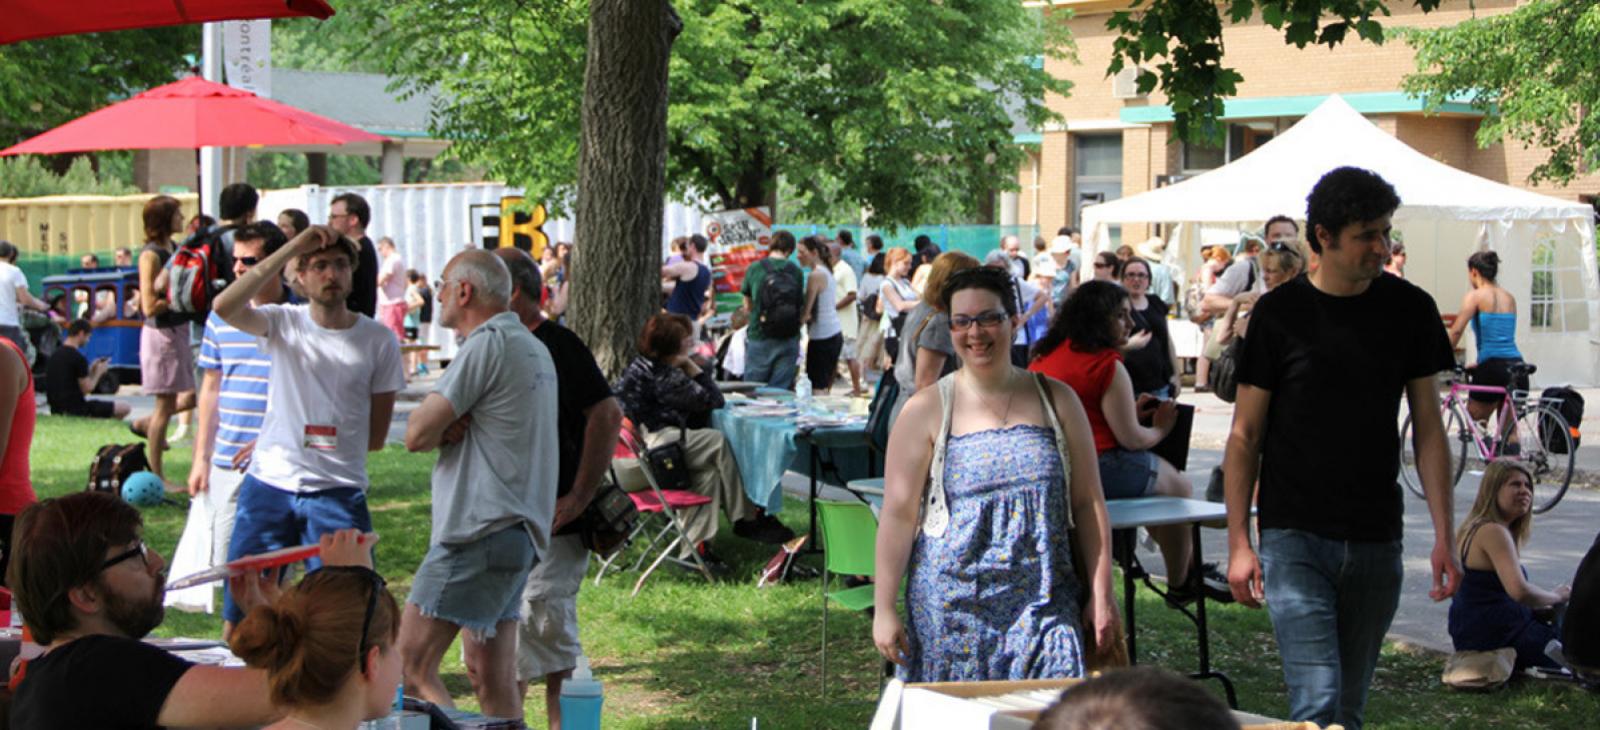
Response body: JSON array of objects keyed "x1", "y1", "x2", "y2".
[
  {"x1": 828, "y1": 242, "x2": 865, "y2": 395},
  {"x1": 210, "y1": 225, "x2": 405, "y2": 629},
  {"x1": 0, "y1": 240, "x2": 48, "y2": 352},
  {"x1": 399, "y1": 250, "x2": 558, "y2": 719},
  {"x1": 376, "y1": 236, "x2": 408, "y2": 342}
]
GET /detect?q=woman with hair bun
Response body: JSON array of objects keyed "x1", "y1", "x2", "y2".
[
  {"x1": 1447, "y1": 250, "x2": 1525, "y2": 425},
  {"x1": 229, "y1": 565, "x2": 402, "y2": 729}
]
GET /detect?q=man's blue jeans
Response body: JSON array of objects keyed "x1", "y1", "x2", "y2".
[
  {"x1": 1259, "y1": 528, "x2": 1403, "y2": 730},
  {"x1": 222, "y1": 474, "x2": 374, "y2": 623},
  {"x1": 743, "y1": 335, "x2": 799, "y2": 389}
]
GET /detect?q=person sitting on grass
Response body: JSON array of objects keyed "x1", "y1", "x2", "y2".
[
  {"x1": 1449, "y1": 458, "x2": 1569, "y2": 672},
  {"x1": 43, "y1": 319, "x2": 131, "y2": 420},
  {"x1": 230, "y1": 563, "x2": 402, "y2": 730},
  {"x1": 7, "y1": 490, "x2": 375, "y2": 729}
]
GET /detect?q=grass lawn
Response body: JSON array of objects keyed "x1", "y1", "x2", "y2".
[{"x1": 30, "y1": 415, "x2": 1600, "y2": 728}]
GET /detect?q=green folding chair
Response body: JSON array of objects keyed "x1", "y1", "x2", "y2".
[{"x1": 816, "y1": 499, "x2": 879, "y2": 696}]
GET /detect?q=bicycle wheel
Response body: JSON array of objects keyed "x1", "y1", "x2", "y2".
[
  {"x1": 1398, "y1": 408, "x2": 1470, "y2": 500},
  {"x1": 1499, "y1": 404, "x2": 1575, "y2": 513}
]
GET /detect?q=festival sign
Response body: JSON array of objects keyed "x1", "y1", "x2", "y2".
[{"x1": 705, "y1": 207, "x2": 771, "y2": 296}]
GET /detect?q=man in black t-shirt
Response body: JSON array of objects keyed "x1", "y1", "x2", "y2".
[
  {"x1": 491, "y1": 247, "x2": 624, "y2": 730},
  {"x1": 328, "y1": 192, "x2": 381, "y2": 317},
  {"x1": 7, "y1": 491, "x2": 379, "y2": 729},
  {"x1": 43, "y1": 319, "x2": 129, "y2": 419},
  {"x1": 1222, "y1": 167, "x2": 1460, "y2": 730}
]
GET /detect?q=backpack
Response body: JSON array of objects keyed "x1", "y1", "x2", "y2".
[
  {"x1": 1212, "y1": 336, "x2": 1244, "y2": 403},
  {"x1": 754, "y1": 260, "x2": 803, "y2": 339},
  {"x1": 87, "y1": 443, "x2": 150, "y2": 495},
  {"x1": 166, "y1": 225, "x2": 234, "y2": 322},
  {"x1": 857, "y1": 287, "x2": 880, "y2": 322},
  {"x1": 1539, "y1": 386, "x2": 1584, "y2": 454}
]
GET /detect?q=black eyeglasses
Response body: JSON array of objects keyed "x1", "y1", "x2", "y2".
[
  {"x1": 950, "y1": 311, "x2": 1009, "y2": 331},
  {"x1": 319, "y1": 566, "x2": 387, "y2": 670},
  {"x1": 100, "y1": 541, "x2": 149, "y2": 573}
]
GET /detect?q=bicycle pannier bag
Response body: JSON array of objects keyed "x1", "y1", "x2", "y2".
[{"x1": 1539, "y1": 386, "x2": 1583, "y2": 454}]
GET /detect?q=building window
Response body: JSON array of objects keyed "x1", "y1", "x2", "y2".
[
  {"x1": 1529, "y1": 239, "x2": 1589, "y2": 333},
  {"x1": 1181, "y1": 122, "x2": 1277, "y2": 173}
]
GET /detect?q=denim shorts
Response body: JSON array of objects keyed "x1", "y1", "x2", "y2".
[
  {"x1": 408, "y1": 525, "x2": 537, "y2": 639},
  {"x1": 1098, "y1": 448, "x2": 1158, "y2": 499}
]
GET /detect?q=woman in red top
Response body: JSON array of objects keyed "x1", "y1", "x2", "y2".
[
  {"x1": 1029, "y1": 280, "x2": 1205, "y2": 599},
  {"x1": 0, "y1": 336, "x2": 37, "y2": 585}
]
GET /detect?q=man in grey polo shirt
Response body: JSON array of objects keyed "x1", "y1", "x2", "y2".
[{"x1": 400, "y1": 249, "x2": 559, "y2": 719}]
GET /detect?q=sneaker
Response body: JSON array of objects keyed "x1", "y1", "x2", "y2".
[
  {"x1": 733, "y1": 514, "x2": 797, "y2": 545},
  {"x1": 1200, "y1": 562, "x2": 1235, "y2": 603}
]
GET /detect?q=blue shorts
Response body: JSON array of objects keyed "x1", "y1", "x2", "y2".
[
  {"x1": 1098, "y1": 448, "x2": 1158, "y2": 500},
  {"x1": 223, "y1": 475, "x2": 373, "y2": 623},
  {"x1": 408, "y1": 525, "x2": 537, "y2": 639}
]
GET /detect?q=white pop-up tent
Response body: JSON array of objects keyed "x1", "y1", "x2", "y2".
[{"x1": 1081, "y1": 95, "x2": 1600, "y2": 386}]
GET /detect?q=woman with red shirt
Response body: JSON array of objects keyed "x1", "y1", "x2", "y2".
[
  {"x1": 1029, "y1": 280, "x2": 1206, "y2": 600},
  {"x1": 0, "y1": 336, "x2": 36, "y2": 585}
]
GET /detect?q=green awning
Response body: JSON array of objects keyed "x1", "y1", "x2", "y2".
[{"x1": 1119, "y1": 91, "x2": 1483, "y2": 124}]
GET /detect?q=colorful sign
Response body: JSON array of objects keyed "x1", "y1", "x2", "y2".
[{"x1": 705, "y1": 207, "x2": 771, "y2": 297}]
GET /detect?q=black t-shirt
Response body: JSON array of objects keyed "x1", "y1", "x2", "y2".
[
  {"x1": 43, "y1": 344, "x2": 88, "y2": 413},
  {"x1": 532, "y1": 321, "x2": 613, "y2": 504},
  {"x1": 1236, "y1": 274, "x2": 1453, "y2": 542},
  {"x1": 1123, "y1": 295, "x2": 1174, "y2": 394},
  {"x1": 12, "y1": 634, "x2": 193, "y2": 730},
  {"x1": 347, "y1": 235, "x2": 380, "y2": 318}
]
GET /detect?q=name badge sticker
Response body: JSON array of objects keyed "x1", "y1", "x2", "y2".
[{"x1": 304, "y1": 425, "x2": 338, "y2": 450}]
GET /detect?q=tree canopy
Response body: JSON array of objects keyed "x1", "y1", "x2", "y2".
[
  {"x1": 1402, "y1": 0, "x2": 1600, "y2": 186},
  {"x1": 350, "y1": 0, "x2": 1071, "y2": 227},
  {"x1": 1105, "y1": 0, "x2": 1441, "y2": 143},
  {"x1": 0, "y1": 28, "x2": 196, "y2": 148}
]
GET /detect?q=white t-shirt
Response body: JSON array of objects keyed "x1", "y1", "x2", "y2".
[
  {"x1": 832, "y1": 260, "x2": 859, "y2": 340},
  {"x1": 431, "y1": 311, "x2": 559, "y2": 551},
  {"x1": 0, "y1": 262, "x2": 27, "y2": 327},
  {"x1": 1207, "y1": 256, "x2": 1265, "y2": 298},
  {"x1": 377, "y1": 253, "x2": 407, "y2": 306},
  {"x1": 249, "y1": 305, "x2": 406, "y2": 492}
]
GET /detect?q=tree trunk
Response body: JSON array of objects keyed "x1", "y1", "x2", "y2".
[{"x1": 569, "y1": 0, "x2": 682, "y2": 378}]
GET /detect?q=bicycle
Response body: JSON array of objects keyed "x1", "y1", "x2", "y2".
[{"x1": 1398, "y1": 362, "x2": 1575, "y2": 513}]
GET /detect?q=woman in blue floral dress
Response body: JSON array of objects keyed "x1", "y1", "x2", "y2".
[{"x1": 873, "y1": 267, "x2": 1119, "y2": 682}]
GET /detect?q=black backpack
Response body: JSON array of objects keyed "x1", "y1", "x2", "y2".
[
  {"x1": 1539, "y1": 386, "x2": 1584, "y2": 454},
  {"x1": 857, "y1": 287, "x2": 880, "y2": 322},
  {"x1": 87, "y1": 443, "x2": 150, "y2": 495},
  {"x1": 755, "y1": 260, "x2": 803, "y2": 339}
]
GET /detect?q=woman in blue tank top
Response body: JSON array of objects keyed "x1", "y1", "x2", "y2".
[{"x1": 1447, "y1": 251, "x2": 1524, "y2": 424}]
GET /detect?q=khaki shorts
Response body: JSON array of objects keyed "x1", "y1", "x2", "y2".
[{"x1": 516, "y1": 534, "x2": 589, "y2": 680}]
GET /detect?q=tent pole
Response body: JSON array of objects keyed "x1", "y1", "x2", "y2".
[{"x1": 200, "y1": 22, "x2": 223, "y2": 217}]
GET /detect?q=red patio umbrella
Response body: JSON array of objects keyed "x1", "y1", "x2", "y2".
[
  {"x1": 0, "y1": 76, "x2": 388, "y2": 156},
  {"x1": 3, "y1": 0, "x2": 335, "y2": 45}
]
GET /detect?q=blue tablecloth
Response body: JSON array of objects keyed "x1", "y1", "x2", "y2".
[{"x1": 711, "y1": 400, "x2": 874, "y2": 514}]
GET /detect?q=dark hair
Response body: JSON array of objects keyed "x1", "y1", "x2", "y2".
[
  {"x1": 637, "y1": 312, "x2": 695, "y2": 361},
  {"x1": 219, "y1": 183, "x2": 259, "y2": 221},
  {"x1": 1263, "y1": 214, "x2": 1299, "y2": 237},
  {"x1": 689, "y1": 233, "x2": 709, "y2": 254},
  {"x1": 1033, "y1": 280, "x2": 1128, "y2": 359},
  {"x1": 492, "y1": 247, "x2": 542, "y2": 301},
  {"x1": 330, "y1": 192, "x2": 372, "y2": 228},
  {"x1": 9, "y1": 492, "x2": 143, "y2": 644},
  {"x1": 865, "y1": 234, "x2": 884, "y2": 252},
  {"x1": 279, "y1": 208, "x2": 311, "y2": 235},
  {"x1": 142, "y1": 195, "x2": 182, "y2": 243},
  {"x1": 1033, "y1": 666, "x2": 1240, "y2": 730},
  {"x1": 1120, "y1": 257, "x2": 1152, "y2": 281},
  {"x1": 231, "y1": 567, "x2": 399, "y2": 708},
  {"x1": 1467, "y1": 250, "x2": 1500, "y2": 282},
  {"x1": 234, "y1": 221, "x2": 289, "y2": 258},
  {"x1": 769, "y1": 230, "x2": 797, "y2": 255},
  {"x1": 190, "y1": 214, "x2": 217, "y2": 231},
  {"x1": 1057, "y1": 226, "x2": 1078, "y2": 237},
  {"x1": 67, "y1": 318, "x2": 93, "y2": 337},
  {"x1": 867, "y1": 251, "x2": 886, "y2": 276},
  {"x1": 913, "y1": 234, "x2": 933, "y2": 252},
  {"x1": 941, "y1": 266, "x2": 1016, "y2": 317},
  {"x1": 836, "y1": 230, "x2": 855, "y2": 247},
  {"x1": 917, "y1": 244, "x2": 942, "y2": 267},
  {"x1": 406, "y1": 268, "x2": 421, "y2": 283},
  {"x1": 1305, "y1": 167, "x2": 1400, "y2": 254},
  {"x1": 0, "y1": 241, "x2": 15, "y2": 262},
  {"x1": 1094, "y1": 251, "x2": 1122, "y2": 278},
  {"x1": 799, "y1": 235, "x2": 831, "y2": 268}
]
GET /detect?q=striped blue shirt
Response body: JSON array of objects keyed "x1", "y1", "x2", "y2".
[{"x1": 198, "y1": 312, "x2": 271, "y2": 469}]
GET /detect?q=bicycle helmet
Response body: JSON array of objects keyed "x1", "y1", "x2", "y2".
[{"x1": 122, "y1": 471, "x2": 165, "y2": 507}]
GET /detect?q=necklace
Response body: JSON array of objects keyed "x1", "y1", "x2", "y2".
[{"x1": 965, "y1": 369, "x2": 1017, "y2": 427}]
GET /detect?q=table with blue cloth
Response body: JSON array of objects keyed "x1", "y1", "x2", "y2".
[{"x1": 711, "y1": 390, "x2": 874, "y2": 538}]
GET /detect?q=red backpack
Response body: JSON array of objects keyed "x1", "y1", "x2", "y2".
[{"x1": 166, "y1": 227, "x2": 231, "y2": 322}]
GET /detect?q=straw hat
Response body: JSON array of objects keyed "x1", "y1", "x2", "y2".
[
  {"x1": 1134, "y1": 236, "x2": 1166, "y2": 260},
  {"x1": 1049, "y1": 235, "x2": 1075, "y2": 254}
]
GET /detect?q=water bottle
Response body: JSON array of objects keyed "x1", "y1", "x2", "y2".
[
  {"x1": 795, "y1": 372, "x2": 813, "y2": 410},
  {"x1": 560, "y1": 655, "x2": 604, "y2": 730}
]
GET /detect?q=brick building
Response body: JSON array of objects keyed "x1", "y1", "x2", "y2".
[{"x1": 1006, "y1": 0, "x2": 1600, "y2": 243}]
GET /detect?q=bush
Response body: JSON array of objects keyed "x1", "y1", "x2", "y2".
[{"x1": 0, "y1": 156, "x2": 141, "y2": 198}]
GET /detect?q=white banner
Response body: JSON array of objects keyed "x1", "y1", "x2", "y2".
[{"x1": 222, "y1": 20, "x2": 271, "y2": 98}]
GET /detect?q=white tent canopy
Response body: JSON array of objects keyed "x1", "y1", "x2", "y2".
[{"x1": 1081, "y1": 95, "x2": 1600, "y2": 385}]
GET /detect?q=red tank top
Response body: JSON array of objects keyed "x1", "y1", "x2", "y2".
[
  {"x1": 1029, "y1": 340, "x2": 1121, "y2": 453},
  {"x1": 0, "y1": 339, "x2": 36, "y2": 515}
]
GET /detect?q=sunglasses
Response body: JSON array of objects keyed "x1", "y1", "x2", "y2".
[
  {"x1": 236, "y1": 256, "x2": 260, "y2": 266},
  {"x1": 319, "y1": 566, "x2": 387, "y2": 671}
]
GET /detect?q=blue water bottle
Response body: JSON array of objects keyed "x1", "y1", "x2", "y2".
[{"x1": 560, "y1": 655, "x2": 603, "y2": 730}]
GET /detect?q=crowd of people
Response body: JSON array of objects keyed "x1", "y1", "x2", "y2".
[{"x1": 1, "y1": 164, "x2": 1597, "y2": 729}]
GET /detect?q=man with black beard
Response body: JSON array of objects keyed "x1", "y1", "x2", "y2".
[{"x1": 6, "y1": 491, "x2": 375, "y2": 729}]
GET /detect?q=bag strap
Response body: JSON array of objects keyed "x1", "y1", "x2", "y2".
[
  {"x1": 1030, "y1": 372, "x2": 1075, "y2": 529},
  {"x1": 919, "y1": 374, "x2": 958, "y2": 538}
]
